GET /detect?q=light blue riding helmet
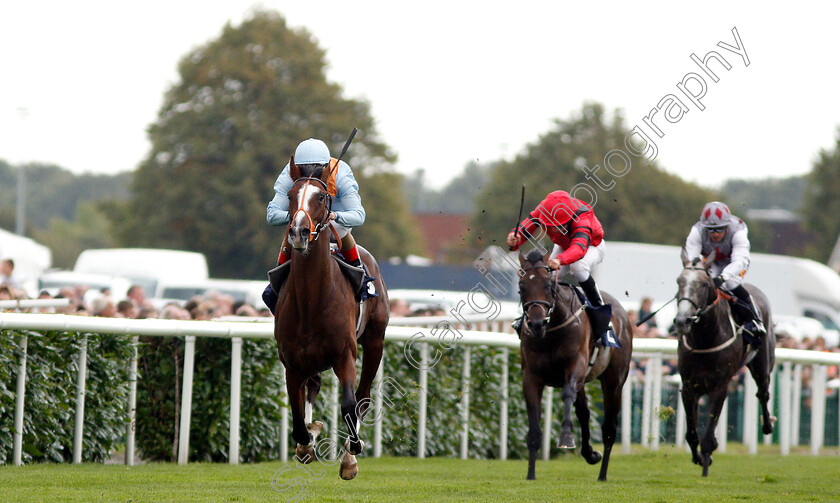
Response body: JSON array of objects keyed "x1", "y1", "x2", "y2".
[{"x1": 294, "y1": 138, "x2": 330, "y2": 165}]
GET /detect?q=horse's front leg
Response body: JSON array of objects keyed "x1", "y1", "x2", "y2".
[
  {"x1": 522, "y1": 370, "x2": 544, "y2": 480},
  {"x1": 558, "y1": 379, "x2": 579, "y2": 450},
  {"x1": 699, "y1": 386, "x2": 728, "y2": 477},
  {"x1": 287, "y1": 373, "x2": 320, "y2": 463},
  {"x1": 335, "y1": 352, "x2": 362, "y2": 480},
  {"x1": 681, "y1": 384, "x2": 702, "y2": 466},
  {"x1": 574, "y1": 387, "x2": 601, "y2": 465}
]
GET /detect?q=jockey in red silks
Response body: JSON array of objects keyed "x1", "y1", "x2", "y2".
[
  {"x1": 684, "y1": 201, "x2": 766, "y2": 345},
  {"x1": 506, "y1": 190, "x2": 619, "y2": 347}
]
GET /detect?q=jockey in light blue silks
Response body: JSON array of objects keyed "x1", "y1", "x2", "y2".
[
  {"x1": 262, "y1": 138, "x2": 366, "y2": 313},
  {"x1": 684, "y1": 201, "x2": 767, "y2": 345}
]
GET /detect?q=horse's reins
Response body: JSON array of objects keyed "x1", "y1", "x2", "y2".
[
  {"x1": 678, "y1": 265, "x2": 739, "y2": 353},
  {"x1": 520, "y1": 266, "x2": 584, "y2": 334}
]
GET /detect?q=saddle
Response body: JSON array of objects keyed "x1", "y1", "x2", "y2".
[
  {"x1": 568, "y1": 285, "x2": 619, "y2": 348},
  {"x1": 267, "y1": 252, "x2": 377, "y2": 302}
]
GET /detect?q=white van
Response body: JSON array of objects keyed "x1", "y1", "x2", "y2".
[
  {"x1": 73, "y1": 248, "x2": 209, "y2": 300},
  {"x1": 38, "y1": 270, "x2": 132, "y2": 304},
  {"x1": 593, "y1": 241, "x2": 840, "y2": 342}
]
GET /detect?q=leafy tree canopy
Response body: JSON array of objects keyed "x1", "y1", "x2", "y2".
[
  {"x1": 721, "y1": 175, "x2": 807, "y2": 212},
  {"x1": 0, "y1": 161, "x2": 130, "y2": 231},
  {"x1": 470, "y1": 103, "x2": 717, "y2": 255},
  {"x1": 111, "y1": 9, "x2": 421, "y2": 278},
  {"x1": 802, "y1": 128, "x2": 840, "y2": 262}
]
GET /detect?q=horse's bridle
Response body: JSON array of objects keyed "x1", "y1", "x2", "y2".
[
  {"x1": 519, "y1": 266, "x2": 583, "y2": 333},
  {"x1": 678, "y1": 265, "x2": 721, "y2": 325},
  {"x1": 521, "y1": 265, "x2": 557, "y2": 324},
  {"x1": 290, "y1": 177, "x2": 333, "y2": 242}
]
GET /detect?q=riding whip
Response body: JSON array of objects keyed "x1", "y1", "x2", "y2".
[
  {"x1": 510, "y1": 184, "x2": 526, "y2": 251},
  {"x1": 336, "y1": 127, "x2": 358, "y2": 164},
  {"x1": 635, "y1": 296, "x2": 676, "y2": 327}
]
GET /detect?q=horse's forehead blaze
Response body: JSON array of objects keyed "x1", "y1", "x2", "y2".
[{"x1": 292, "y1": 183, "x2": 325, "y2": 226}]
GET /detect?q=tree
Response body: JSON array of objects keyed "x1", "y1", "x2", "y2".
[
  {"x1": 111, "y1": 9, "x2": 421, "y2": 278},
  {"x1": 470, "y1": 103, "x2": 717, "y2": 255},
  {"x1": 721, "y1": 175, "x2": 808, "y2": 212},
  {"x1": 31, "y1": 201, "x2": 116, "y2": 269},
  {"x1": 802, "y1": 128, "x2": 840, "y2": 262}
]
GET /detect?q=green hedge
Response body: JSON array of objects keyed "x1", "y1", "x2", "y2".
[
  {"x1": 0, "y1": 330, "x2": 132, "y2": 464},
  {"x1": 135, "y1": 336, "x2": 287, "y2": 463},
  {"x1": 2, "y1": 326, "x2": 603, "y2": 464}
]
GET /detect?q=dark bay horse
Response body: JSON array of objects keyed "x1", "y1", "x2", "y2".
[
  {"x1": 517, "y1": 250, "x2": 632, "y2": 481},
  {"x1": 674, "y1": 249, "x2": 775, "y2": 477},
  {"x1": 273, "y1": 160, "x2": 389, "y2": 480}
]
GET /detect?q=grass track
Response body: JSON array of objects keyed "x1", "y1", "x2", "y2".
[{"x1": 1, "y1": 446, "x2": 838, "y2": 502}]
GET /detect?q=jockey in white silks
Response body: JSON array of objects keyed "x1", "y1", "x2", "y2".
[{"x1": 684, "y1": 201, "x2": 767, "y2": 344}]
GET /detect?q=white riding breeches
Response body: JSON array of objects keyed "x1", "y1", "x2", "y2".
[
  {"x1": 331, "y1": 222, "x2": 350, "y2": 239},
  {"x1": 709, "y1": 261, "x2": 746, "y2": 290},
  {"x1": 552, "y1": 240, "x2": 606, "y2": 283}
]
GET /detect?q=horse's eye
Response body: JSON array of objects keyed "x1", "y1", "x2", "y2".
[{"x1": 318, "y1": 194, "x2": 325, "y2": 203}]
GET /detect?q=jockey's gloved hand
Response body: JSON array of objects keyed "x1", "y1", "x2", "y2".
[{"x1": 713, "y1": 275, "x2": 724, "y2": 289}]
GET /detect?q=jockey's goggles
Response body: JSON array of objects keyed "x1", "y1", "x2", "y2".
[{"x1": 707, "y1": 226, "x2": 727, "y2": 233}]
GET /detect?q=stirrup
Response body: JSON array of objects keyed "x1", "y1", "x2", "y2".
[
  {"x1": 740, "y1": 320, "x2": 766, "y2": 347},
  {"x1": 600, "y1": 322, "x2": 621, "y2": 348}
]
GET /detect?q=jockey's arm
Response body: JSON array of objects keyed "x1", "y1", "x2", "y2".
[
  {"x1": 333, "y1": 164, "x2": 366, "y2": 228},
  {"x1": 554, "y1": 218, "x2": 594, "y2": 265},
  {"x1": 266, "y1": 165, "x2": 293, "y2": 226},
  {"x1": 684, "y1": 226, "x2": 703, "y2": 261},
  {"x1": 508, "y1": 217, "x2": 541, "y2": 251},
  {"x1": 721, "y1": 227, "x2": 750, "y2": 286}
]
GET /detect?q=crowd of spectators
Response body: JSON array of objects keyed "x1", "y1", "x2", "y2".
[{"x1": 0, "y1": 275, "x2": 271, "y2": 321}]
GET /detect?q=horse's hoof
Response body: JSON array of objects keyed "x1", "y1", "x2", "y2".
[
  {"x1": 585, "y1": 450, "x2": 602, "y2": 465},
  {"x1": 295, "y1": 444, "x2": 316, "y2": 464},
  {"x1": 763, "y1": 416, "x2": 777, "y2": 435},
  {"x1": 558, "y1": 433, "x2": 576, "y2": 449},
  {"x1": 339, "y1": 451, "x2": 358, "y2": 480}
]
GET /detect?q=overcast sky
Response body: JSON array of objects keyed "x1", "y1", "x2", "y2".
[{"x1": 2, "y1": 1, "x2": 839, "y2": 190}]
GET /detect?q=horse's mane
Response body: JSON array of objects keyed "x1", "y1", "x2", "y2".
[{"x1": 525, "y1": 249, "x2": 545, "y2": 266}]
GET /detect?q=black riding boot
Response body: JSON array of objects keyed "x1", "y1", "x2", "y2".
[
  {"x1": 579, "y1": 276, "x2": 605, "y2": 307},
  {"x1": 579, "y1": 276, "x2": 620, "y2": 348},
  {"x1": 730, "y1": 284, "x2": 766, "y2": 346}
]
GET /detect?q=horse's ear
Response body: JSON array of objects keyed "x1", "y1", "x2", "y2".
[
  {"x1": 680, "y1": 247, "x2": 690, "y2": 267},
  {"x1": 289, "y1": 156, "x2": 301, "y2": 181},
  {"x1": 320, "y1": 159, "x2": 334, "y2": 184},
  {"x1": 704, "y1": 249, "x2": 717, "y2": 270},
  {"x1": 543, "y1": 252, "x2": 551, "y2": 265}
]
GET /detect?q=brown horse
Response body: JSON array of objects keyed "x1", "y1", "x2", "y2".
[
  {"x1": 517, "y1": 250, "x2": 632, "y2": 481},
  {"x1": 273, "y1": 160, "x2": 389, "y2": 480},
  {"x1": 674, "y1": 249, "x2": 775, "y2": 477}
]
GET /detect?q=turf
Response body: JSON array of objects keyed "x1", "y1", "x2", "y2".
[{"x1": 1, "y1": 446, "x2": 837, "y2": 502}]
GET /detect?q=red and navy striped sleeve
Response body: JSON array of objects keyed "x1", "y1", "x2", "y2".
[{"x1": 556, "y1": 215, "x2": 595, "y2": 264}]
